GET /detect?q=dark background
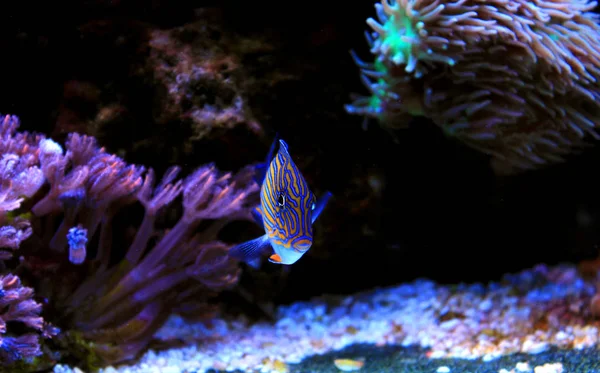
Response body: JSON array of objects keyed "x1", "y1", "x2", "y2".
[{"x1": 1, "y1": 0, "x2": 600, "y2": 306}]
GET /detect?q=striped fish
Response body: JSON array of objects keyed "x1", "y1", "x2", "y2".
[{"x1": 230, "y1": 138, "x2": 332, "y2": 266}]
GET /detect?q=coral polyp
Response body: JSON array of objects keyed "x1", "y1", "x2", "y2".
[{"x1": 367, "y1": 0, "x2": 456, "y2": 72}]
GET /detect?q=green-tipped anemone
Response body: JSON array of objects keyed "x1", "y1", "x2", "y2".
[
  {"x1": 380, "y1": 7, "x2": 417, "y2": 65},
  {"x1": 365, "y1": 60, "x2": 389, "y2": 117},
  {"x1": 368, "y1": 94, "x2": 383, "y2": 113},
  {"x1": 367, "y1": 0, "x2": 455, "y2": 73},
  {"x1": 367, "y1": 2, "x2": 420, "y2": 71}
]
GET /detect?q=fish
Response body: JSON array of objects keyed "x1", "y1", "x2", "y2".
[{"x1": 229, "y1": 137, "x2": 332, "y2": 267}]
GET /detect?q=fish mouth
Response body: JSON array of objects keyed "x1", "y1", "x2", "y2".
[
  {"x1": 292, "y1": 242, "x2": 312, "y2": 253},
  {"x1": 271, "y1": 242, "x2": 309, "y2": 265}
]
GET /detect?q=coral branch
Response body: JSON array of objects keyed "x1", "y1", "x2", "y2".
[
  {"x1": 11, "y1": 122, "x2": 259, "y2": 365},
  {"x1": 0, "y1": 274, "x2": 57, "y2": 364},
  {"x1": 0, "y1": 111, "x2": 258, "y2": 367}
]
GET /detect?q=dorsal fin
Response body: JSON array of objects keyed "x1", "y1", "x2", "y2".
[
  {"x1": 253, "y1": 133, "x2": 280, "y2": 185},
  {"x1": 278, "y1": 139, "x2": 289, "y2": 154}
]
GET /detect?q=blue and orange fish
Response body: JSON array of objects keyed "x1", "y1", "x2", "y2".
[{"x1": 230, "y1": 138, "x2": 332, "y2": 266}]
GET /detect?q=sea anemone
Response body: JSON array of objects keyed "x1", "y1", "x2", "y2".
[{"x1": 347, "y1": 0, "x2": 600, "y2": 174}]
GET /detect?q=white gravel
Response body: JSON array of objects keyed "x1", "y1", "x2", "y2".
[{"x1": 53, "y1": 263, "x2": 599, "y2": 373}]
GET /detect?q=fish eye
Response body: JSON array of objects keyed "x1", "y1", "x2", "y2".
[
  {"x1": 311, "y1": 203, "x2": 316, "y2": 210},
  {"x1": 276, "y1": 193, "x2": 285, "y2": 207}
]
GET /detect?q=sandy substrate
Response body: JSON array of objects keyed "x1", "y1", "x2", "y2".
[{"x1": 54, "y1": 264, "x2": 600, "y2": 373}]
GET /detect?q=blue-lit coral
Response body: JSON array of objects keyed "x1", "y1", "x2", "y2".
[
  {"x1": 66, "y1": 225, "x2": 88, "y2": 265},
  {"x1": 0, "y1": 274, "x2": 57, "y2": 364},
  {"x1": 347, "y1": 0, "x2": 600, "y2": 173},
  {"x1": 0, "y1": 115, "x2": 45, "y2": 260},
  {"x1": 26, "y1": 132, "x2": 258, "y2": 365},
  {"x1": 0, "y1": 113, "x2": 259, "y2": 367},
  {"x1": 0, "y1": 115, "x2": 57, "y2": 366}
]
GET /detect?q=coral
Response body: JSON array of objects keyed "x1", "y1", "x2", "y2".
[
  {"x1": 347, "y1": 0, "x2": 600, "y2": 174},
  {"x1": 0, "y1": 273, "x2": 57, "y2": 365},
  {"x1": 17, "y1": 132, "x2": 259, "y2": 366},
  {"x1": 0, "y1": 113, "x2": 260, "y2": 367},
  {"x1": 148, "y1": 24, "x2": 263, "y2": 141},
  {"x1": 0, "y1": 115, "x2": 46, "y2": 261},
  {"x1": 0, "y1": 114, "x2": 57, "y2": 367},
  {"x1": 49, "y1": 9, "x2": 308, "y2": 171}
]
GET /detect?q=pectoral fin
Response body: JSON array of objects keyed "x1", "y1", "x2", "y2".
[
  {"x1": 229, "y1": 235, "x2": 271, "y2": 266},
  {"x1": 311, "y1": 191, "x2": 333, "y2": 224},
  {"x1": 247, "y1": 258, "x2": 262, "y2": 270}
]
